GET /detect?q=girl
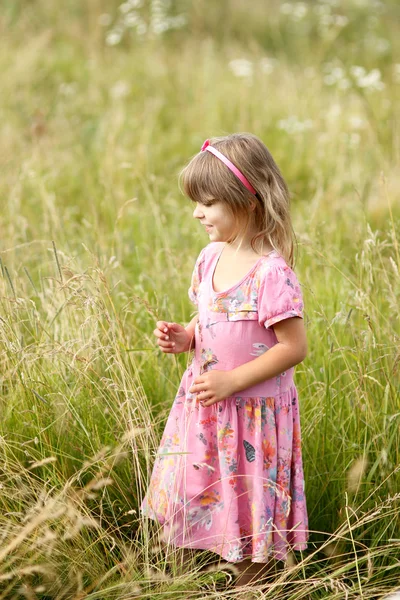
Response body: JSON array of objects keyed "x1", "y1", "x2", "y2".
[{"x1": 140, "y1": 133, "x2": 308, "y2": 588}]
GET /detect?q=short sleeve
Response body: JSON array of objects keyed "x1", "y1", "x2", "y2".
[
  {"x1": 258, "y1": 264, "x2": 304, "y2": 330},
  {"x1": 188, "y1": 247, "x2": 206, "y2": 307}
]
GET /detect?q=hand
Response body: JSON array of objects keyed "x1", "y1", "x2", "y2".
[
  {"x1": 154, "y1": 320, "x2": 192, "y2": 354},
  {"x1": 189, "y1": 370, "x2": 235, "y2": 407}
]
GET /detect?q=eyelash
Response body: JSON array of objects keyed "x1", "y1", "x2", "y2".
[{"x1": 194, "y1": 200, "x2": 217, "y2": 207}]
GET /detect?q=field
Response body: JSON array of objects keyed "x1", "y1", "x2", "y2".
[{"x1": 0, "y1": 0, "x2": 399, "y2": 598}]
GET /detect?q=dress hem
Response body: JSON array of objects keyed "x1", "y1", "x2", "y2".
[{"x1": 141, "y1": 513, "x2": 308, "y2": 564}]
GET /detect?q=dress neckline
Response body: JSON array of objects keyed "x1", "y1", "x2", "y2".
[{"x1": 210, "y1": 243, "x2": 278, "y2": 296}]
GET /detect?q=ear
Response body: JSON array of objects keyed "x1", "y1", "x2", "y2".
[{"x1": 250, "y1": 201, "x2": 257, "y2": 212}]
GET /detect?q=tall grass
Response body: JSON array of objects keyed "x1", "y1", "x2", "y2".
[{"x1": 0, "y1": 0, "x2": 399, "y2": 597}]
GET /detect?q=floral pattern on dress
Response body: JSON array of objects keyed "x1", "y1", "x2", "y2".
[{"x1": 200, "y1": 348, "x2": 219, "y2": 374}]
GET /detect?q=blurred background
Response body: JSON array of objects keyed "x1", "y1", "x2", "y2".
[{"x1": 0, "y1": 1, "x2": 399, "y2": 598}]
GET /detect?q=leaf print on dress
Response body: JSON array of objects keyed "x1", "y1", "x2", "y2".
[
  {"x1": 250, "y1": 343, "x2": 269, "y2": 357},
  {"x1": 262, "y1": 439, "x2": 275, "y2": 469},
  {"x1": 174, "y1": 385, "x2": 186, "y2": 405},
  {"x1": 200, "y1": 348, "x2": 219, "y2": 374},
  {"x1": 205, "y1": 317, "x2": 219, "y2": 339},
  {"x1": 276, "y1": 371, "x2": 287, "y2": 386},
  {"x1": 243, "y1": 439, "x2": 256, "y2": 462},
  {"x1": 196, "y1": 432, "x2": 208, "y2": 446},
  {"x1": 218, "y1": 423, "x2": 235, "y2": 450},
  {"x1": 187, "y1": 490, "x2": 225, "y2": 531}
]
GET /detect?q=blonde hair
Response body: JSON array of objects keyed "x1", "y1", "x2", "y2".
[{"x1": 179, "y1": 132, "x2": 298, "y2": 268}]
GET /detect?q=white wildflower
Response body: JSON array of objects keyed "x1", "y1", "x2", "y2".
[
  {"x1": 106, "y1": 30, "x2": 123, "y2": 46},
  {"x1": 59, "y1": 82, "x2": 77, "y2": 96},
  {"x1": 348, "y1": 116, "x2": 365, "y2": 129},
  {"x1": 124, "y1": 13, "x2": 140, "y2": 27},
  {"x1": 356, "y1": 68, "x2": 385, "y2": 91},
  {"x1": 323, "y1": 64, "x2": 347, "y2": 86},
  {"x1": 259, "y1": 57, "x2": 278, "y2": 75},
  {"x1": 277, "y1": 115, "x2": 313, "y2": 134},
  {"x1": 119, "y1": 2, "x2": 132, "y2": 13},
  {"x1": 229, "y1": 59, "x2": 253, "y2": 78},
  {"x1": 334, "y1": 15, "x2": 348, "y2": 27},
  {"x1": 169, "y1": 15, "x2": 186, "y2": 29},
  {"x1": 350, "y1": 65, "x2": 367, "y2": 78},
  {"x1": 292, "y1": 2, "x2": 308, "y2": 20},
  {"x1": 151, "y1": 18, "x2": 170, "y2": 34},
  {"x1": 110, "y1": 80, "x2": 130, "y2": 99},
  {"x1": 281, "y1": 2, "x2": 308, "y2": 19}
]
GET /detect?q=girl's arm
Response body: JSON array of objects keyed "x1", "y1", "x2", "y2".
[{"x1": 230, "y1": 317, "x2": 307, "y2": 393}]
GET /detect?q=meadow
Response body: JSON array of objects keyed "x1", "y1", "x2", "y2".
[{"x1": 0, "y1": 0, "x2": 399, "y2": 598}]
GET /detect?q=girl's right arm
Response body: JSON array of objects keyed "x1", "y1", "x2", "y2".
[{"x1": 154, "y1": 314, "x2": 198, "y2": 354}]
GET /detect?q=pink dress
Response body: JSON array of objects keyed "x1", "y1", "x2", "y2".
[{"x1": 140, "y1": 242, "x2": 309, "y2": 563}]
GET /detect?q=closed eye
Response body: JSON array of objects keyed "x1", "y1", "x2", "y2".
[{"x1": 192, "y1": 199, "x2": 218, "y2": 207}]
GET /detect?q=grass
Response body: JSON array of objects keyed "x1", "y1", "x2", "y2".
[{"x1": 0, "y1": 0, "x2": 399, "y2": 598}]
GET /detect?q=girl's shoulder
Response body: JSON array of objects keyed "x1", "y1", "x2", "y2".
[
  {"x1": 203, "y1": 241, "x2": 224, "y2": 257},
  {"x1": 195, "y1": 242, "x2": 224, "y2": 265},
  {"x1": 256, "y1": 251, "x2": 300, "y2": 282},
  {"x1": 258, "y1": 250, "x2": 288, "y2": 270}
]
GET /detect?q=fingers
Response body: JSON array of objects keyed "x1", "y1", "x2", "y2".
[
  {"x1": 154, "y1": 322, "x2": 176, "y2": 352},
  {"x1": 156, "y1": 321, "x2": 169, "y2": 335},
  {"x1": 198, "y1": 391, "x2": 213, "y2": 401},
  {"x1": 189, "y1": 382, "x2": 206, "y2": 394},
  {"x1": 189, "y1": 383, "x2": 212, "y2": 401},
  {"x1": 155, "y1": 337, "x2": 176, "y2": 351},
  {"x1": 199, "y1": 396, "x2": 217, "y2": 407}
]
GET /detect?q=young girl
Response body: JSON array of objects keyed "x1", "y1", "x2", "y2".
[{"x1": 140, "y1": 133, "x2": 308, "y2": 587}]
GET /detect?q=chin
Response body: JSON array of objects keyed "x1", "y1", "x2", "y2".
[{"x1": 207, "y1": 229, "x2": 222, "y2": 239}]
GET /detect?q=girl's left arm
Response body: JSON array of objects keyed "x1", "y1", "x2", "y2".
[{"x1": 230, "y1": 316, "x2": 307, "y2": 393}]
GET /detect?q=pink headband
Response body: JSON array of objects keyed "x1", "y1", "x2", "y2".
[{"x1": 200, "y1": 139, "x2": 257, "y2": 196}]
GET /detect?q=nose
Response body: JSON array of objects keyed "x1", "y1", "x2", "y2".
[{"x1": 192, "y1": 203, "x2": 204, "y2": 219}]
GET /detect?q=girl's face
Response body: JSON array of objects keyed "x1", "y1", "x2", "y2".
[{"x1": 192, "y1": 201, "x2": 239, "y2": 243}]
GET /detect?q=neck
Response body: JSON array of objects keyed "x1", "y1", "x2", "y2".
[{"x1": 226, "y1": 237, "x2": 270, "y2": 255}]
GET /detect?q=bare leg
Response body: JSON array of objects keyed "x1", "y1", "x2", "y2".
[{"x1": 234, "y1": 557, "x2": 278, "y2": 588}]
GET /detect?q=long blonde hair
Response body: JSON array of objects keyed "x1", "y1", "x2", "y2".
[{"x1": 179, "y1": 132, "x2": 298, "y2": 268}]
